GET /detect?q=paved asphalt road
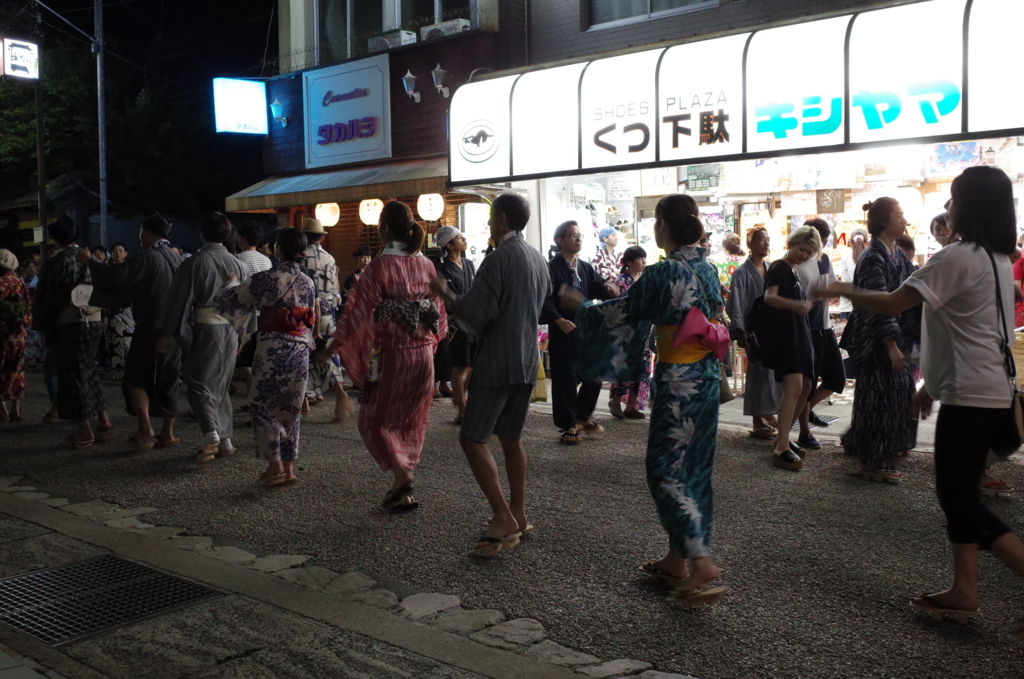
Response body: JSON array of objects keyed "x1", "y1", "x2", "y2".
[{"x1": 3, "y1": 371, "x2": 1023, "y2": 679}]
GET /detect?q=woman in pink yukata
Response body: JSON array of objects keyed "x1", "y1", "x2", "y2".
[{"x1": 330, "y1": 201, "x2": 447, "y2": 510}]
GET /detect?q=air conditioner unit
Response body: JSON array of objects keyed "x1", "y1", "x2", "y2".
[
  {"x1": 420, "y1": 18, "x2": 471, "y2": 41},
  {"x1": 367, "y1": 30, "x2": 417, "y2": 54}
]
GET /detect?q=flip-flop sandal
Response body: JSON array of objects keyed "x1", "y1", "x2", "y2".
[
  {"x1": 452, "y1": 416, "x2": 464, "y2": 425},
  {"x1": 980, "y1": 480, "x2": 1014, "y2": 497},
  {"x1": 910, "y1": 593, "x2": 980, "y2": 624},
  {"x1": 749, "y1": 428, "x2": 775, "y2": 440},
  {"x1": 195, "y1": 444, "x2": 219, "y2": 464},
  {"x1": 577, "y1": 421, "x2": 605, "y2": 434},
  {"x1": 789, "y1": 441, "x2": 808, "y2": 456},
  {"x1": 668, "y1": 586, "x2": 729, "y2": 607},
  {"x1": 95, "y1": 428, "x2": 119, "y2": 442},
  {"x1": 259, "y1": 473, "x2": 298, "y2": 487},
  {"x1": 217, "y1": 449, "x2": 235, "y2": 458},
  {"x1": 62, "y1": 437, "x2": 94, "y2": 450},
  {"x1": 382, "y1": 485, "x2": 419, "y2": 510},
  {"x1": 850, "y1": 470, "x2": 902, "y2": 484},
  {"x1": 154, "y1": 435, "x2": 181, "y2": 448},
  {"x1": 483, "y1": 518, "x2": 535, "y2": 537},
  {"x1": 558, "y1": 429, "x2": 582, "y2": 445},
  {"x1": 131, "y1": 436, "x2": 155, "y2": 453},
  {"x1": 639, "y1": 560, "x2": 685, "y2": 588},
  {"x1": 470, "y1": 532, "x2": 522, "y2": 556}
]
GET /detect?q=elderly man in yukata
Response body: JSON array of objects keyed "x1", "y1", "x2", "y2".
[
  {"x1": 726, "y1": 226, "x2": 783, "y2": 439},
  {"x1": 158, "y1": 213, "x2": 252, "y2": 462},
  {"x1": 78, "y1": 213, "x2": 183, "y2": 452}
]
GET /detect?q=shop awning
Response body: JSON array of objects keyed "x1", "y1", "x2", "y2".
[
  {"x1": 448, "y1": 0, "x2": 1023, "y2": 186},
  {"x1": 225, "y1": 157, "x2": 448, "y2": 211}
]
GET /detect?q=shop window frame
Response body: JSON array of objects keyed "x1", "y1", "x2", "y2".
[
  {"x1": 316, "y1": 0, "x2": 476, "y2": 66},
  {"x1": 583, "y1": 0, "x2": 720, "y2": 32}
]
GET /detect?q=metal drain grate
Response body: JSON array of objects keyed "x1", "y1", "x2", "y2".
[
  {"x1": 0, "y1": 555, "x2": 223, "y2": 646},
  {"x1": 791, "y1": 414, "x2": 842, "y2": 432}
]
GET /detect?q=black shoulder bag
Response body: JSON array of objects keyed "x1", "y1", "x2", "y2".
[{"x1": 986, "y1": 247, "x2": 1024, "y2": 444}]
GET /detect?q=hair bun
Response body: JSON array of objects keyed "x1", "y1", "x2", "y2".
[{"x1": 862, "y1": 202, "x2": 873, "y2": 212}]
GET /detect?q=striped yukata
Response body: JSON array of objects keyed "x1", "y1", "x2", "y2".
[{"x1": 333, "y1": 243, "x2": 446, "y2": 472}]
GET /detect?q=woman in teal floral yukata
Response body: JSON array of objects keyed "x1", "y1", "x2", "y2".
[{"x1": 567, "y1": 194, "x2": 727, "y2": 606}]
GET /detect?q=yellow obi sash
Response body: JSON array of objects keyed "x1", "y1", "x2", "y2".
[{"x1": 654, "y1": 325, "x2": 710, "y2": 365}]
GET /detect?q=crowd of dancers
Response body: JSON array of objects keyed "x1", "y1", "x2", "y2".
[{"x1": 3, "y1": 167, "x2": 1024, "y2": 633}]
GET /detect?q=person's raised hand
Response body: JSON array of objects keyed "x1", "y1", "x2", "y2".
[
  {"x1": 75, "y1": 248, "x2": 92, "y2": 266},
  {"x1": 793, "y1": 300, "x2": 814, "y2": 316},
  {"x1": 812, "y1": 282, "x2": 853, "y2": 301},
  {"x1": 558, "y1": 284, "x2": 585, "y2": 315},
  {"x1": 607, "y1": 283, "x2": 621, "y2": 299}
]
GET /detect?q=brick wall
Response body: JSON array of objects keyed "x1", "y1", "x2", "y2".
[
  {"x1": 499, "y1": 0, "x2": 529, "y2": 70},
  {"x1": 531, "y1": 0, "x2": 923, "y2": 64},
  {"x1": 261, "y1": 32, "x2": 501, "y2": 176}
]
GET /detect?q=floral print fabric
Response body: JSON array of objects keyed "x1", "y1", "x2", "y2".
[
  {"x1": 577, "y1": 246, "x2": 724, "y2": 558},
  {"x1": 219, "y1": 262, "x2": 315, "y2": 461},
  {"x1": 0, "y1": 271, "x2": 31, "y2": 400}
]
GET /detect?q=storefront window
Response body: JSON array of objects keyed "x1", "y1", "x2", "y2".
[
  {"x1": 589, "y1": 0, "x2": 716, "y2": 27},
  {"x1": 402, "y1": 0, "x2": 436, "y2": 27},
  {"x1": 440, "y1": 0, "x2": 471, "y2": 20},
  {"x1": 319, "y1": 0, "x2": 475, "y2": 64}
]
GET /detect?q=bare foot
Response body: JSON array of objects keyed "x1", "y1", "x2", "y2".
[
  {"x1": 913, "y1": 588, "x2": 980, "y2": 613},
  {"x1": 482, "y1": 513, "x2": 520, "y2": 542},
  {"x1": 334, "y1": 394, "x2": 354, "y2": 421},
  {"x1": 675, "y1": 557, "x2": 721, "y2": 591},
  {"x1": 649, "y1": 555, "x2": 688, "y2": 580}
]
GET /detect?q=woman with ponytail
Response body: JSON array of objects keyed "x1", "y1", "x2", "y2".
[
  {"x1": 217, "y1": 228, "x2": 316, "y2": 486},
  {"x1": 330, "y1": 201, "x2": 447, "y2": 510},
  {"x1": 568, "y1": 194, "x2": 728, "y2": 606}
]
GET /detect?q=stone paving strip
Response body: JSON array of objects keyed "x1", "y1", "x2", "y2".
[{"x1": 0, "y1": 474, "x2": 697, "y2": 679}]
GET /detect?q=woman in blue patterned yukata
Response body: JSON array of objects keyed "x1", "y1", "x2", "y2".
[
  {"x1": 569, "y1": 194, "x2": 727, "y2": 606},
  {"x1": 218, "y1": 229, "x2": 317, "y2": 487}
]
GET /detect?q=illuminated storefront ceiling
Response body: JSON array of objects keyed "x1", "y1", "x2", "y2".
[{"x1": 449, "y1": 0, "x2": 1020, "y2": 185}]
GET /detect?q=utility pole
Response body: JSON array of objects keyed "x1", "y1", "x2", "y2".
[
  {"x1": 93, "y1": 0, "x2": 107, "y2": 246},
  {"x1": 35, "y1": 12, "x2": 48, "y2": 260}
]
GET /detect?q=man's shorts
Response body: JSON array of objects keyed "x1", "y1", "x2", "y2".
[
  {"x1": 461, "y1": 384, "x2": 534, "y2": 444},
  {"x1": 812, "y1": 328, "x2": 846, "y2": 394}
]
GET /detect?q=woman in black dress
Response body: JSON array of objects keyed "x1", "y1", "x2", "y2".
[
  {"x1": 839, "y1": 198, "x2": 919, "y2": 482},
  {"x1": 762, "y1": 226, "x2": 821, "y2": 470},
  {"x1": 433, "y1": 226, "x2": 476, "y2": 424}
]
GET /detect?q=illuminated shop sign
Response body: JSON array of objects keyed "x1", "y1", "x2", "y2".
[
  {"x1": 212, "y1": 78, "x2": 269, "y2": 135},
  {"x1": 449, "y1": 0, "x2": 1016, "y2": 185},
  {"x1": 2, "y1": 38, "x2": 39, "y2": 79},
  {"x1": 304, "y1": 54, "x2": 391, "y2": 169}
]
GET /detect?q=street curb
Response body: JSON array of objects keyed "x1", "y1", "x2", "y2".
[{"x1": 0, "y1": 492, "x2": 582, "y2": 679}]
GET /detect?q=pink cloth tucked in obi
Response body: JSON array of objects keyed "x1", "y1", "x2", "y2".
[{"x1": 673, "y1": 306, "x2": 730, "y2": 361}]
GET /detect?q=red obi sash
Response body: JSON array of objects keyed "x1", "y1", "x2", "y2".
[{"x1": 258, "y1": 307, "x2": 315, "y2": 336}]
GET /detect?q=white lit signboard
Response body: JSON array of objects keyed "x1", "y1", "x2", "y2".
[
  {"x1": 968, "y1": 0, "x2": 1024, "y2": 134},
  {"x1": 580, "y1": 50, "x2": 662, "y2": 170},
  {"x1": 3, "y1": 39, "x2": 39, "y2": 79},
  {"x1": 448, "y1": 0, "x2": 1024, "y2": 185},
  {"x1": 849, "y1": 0, "x2": 966, "y2": 144},
  {"x1": 659, "y1": 33, "x2": 747, "y2": 162},
  {"x1": 511, "y1": 63, "x2": 587, "y2": 176},
  {"x1": 212, "y1": 78, "x2": 268, "y2": 135},
  {"x1": 450, "y1": 74, "x2": 519, "y2": 183},
  {"x1": 746, "y1": 16, "x2": 850, "y2": 154},
  {"x1": 303, "y1": 54, "x2": 391, "y2": 169}
]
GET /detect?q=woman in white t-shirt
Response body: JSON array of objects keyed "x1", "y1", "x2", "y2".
[{"x1": 824, "y1": 166, "x2": 1024, "y2": 636}]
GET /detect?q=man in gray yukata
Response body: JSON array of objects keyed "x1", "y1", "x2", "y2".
[
  {"x1": 78, "y1": 213, "x2": 183, "y2": 452},
  {"x1": 430, "y1": 192, "x2": 551, "y2": 555},
  {"x1": 158, "y1": 213, "x2": 252, "y2": 462}
]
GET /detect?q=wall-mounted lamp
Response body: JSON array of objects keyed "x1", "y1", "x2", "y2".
[
  {"x1": 269, "y1": 97, "x2": 288, "y2": 127},
  {"x1": 401, "y1": 70, "x2": 420, "y2": 103},
  {"x1": 431, "y1": 64, "x2": 449, "y2": 98}
]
